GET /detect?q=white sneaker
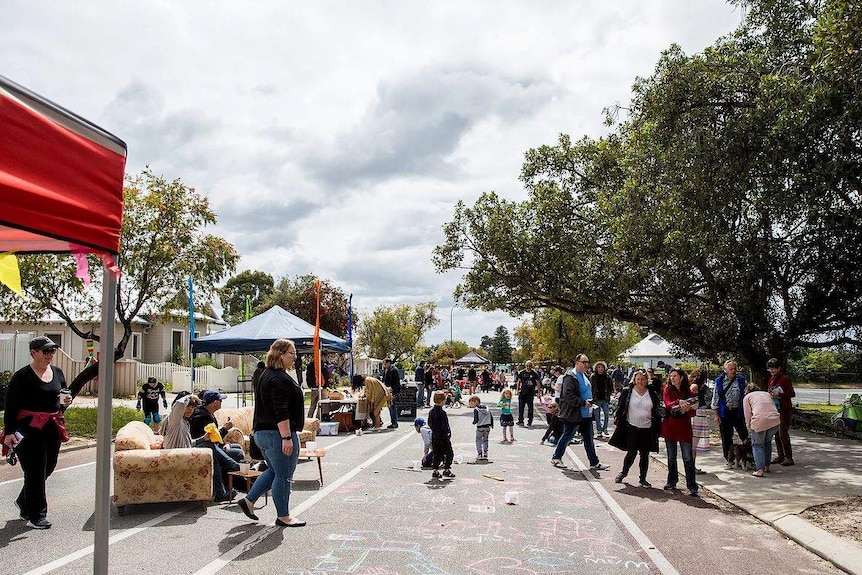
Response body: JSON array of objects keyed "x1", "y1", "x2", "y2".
[
  {"x1": 590, "y1": 463, "x2": 610, "y2": 471},
  {"x1": 550, "y1": 459, "x2": 568, "y2": 469}
]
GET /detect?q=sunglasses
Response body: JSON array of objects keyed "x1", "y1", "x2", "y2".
[{"x1": 41, "y1": 349, "x2": 57, "y2": 355}]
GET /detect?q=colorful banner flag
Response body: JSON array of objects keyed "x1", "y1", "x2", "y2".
[
  {"x1": 313, "y1": 279, "x2": 322, "y2": 388},
  {"x1": 348, "y1": 293, "x2": 354, "y2": 380},
  {"x1": 188, "y1": 277, "x2": 195, "y2": 382},
  {"x1": 0, "y1": 252, "x2": 22, "y2": 296}
]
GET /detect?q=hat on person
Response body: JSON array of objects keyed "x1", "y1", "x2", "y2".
[
  {"x1": 202, "y1": 390, "x2": 228, "y2": 405},
  {"x1": 767, "y1": 358, "x2": 781, "y2": 369},
  {"x1": 29, "y1": 336, "x2": 59, "y2": 351},
  {"x1": 414, "y1": 417, "x2": 426, "y2": 427},
  {"x1": 147, "y1": 376, "x2": 157, "y2": 384}
]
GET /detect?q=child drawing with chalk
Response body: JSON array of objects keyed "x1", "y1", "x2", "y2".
[
  {"x1": 497, "y1": 388, "x2": 516, "y2": 443},
  {"x1": 414, "y1": 417, "x2": 433, "y2": 468},
  {"x1": 428, "y1": 391, "x2": 455, "y2": 480}
]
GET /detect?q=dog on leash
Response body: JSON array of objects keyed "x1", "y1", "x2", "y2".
[{"x1": 729, "y1": 438, "x2": 755, "y2": 470}]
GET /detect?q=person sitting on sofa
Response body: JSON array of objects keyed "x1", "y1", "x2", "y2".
[
  {"x1": 189, "y1": 390, "x2": 243, "y2": 502},
  {"x1": 162, "y1": 393, "x2": 200, "y2": 449}
]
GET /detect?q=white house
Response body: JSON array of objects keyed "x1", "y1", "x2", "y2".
[
  {"x1": 621, "y1": 332, "x2": 695, "y2": 369},
  {"x1": 0, "y1": 310, "x2": 226, "y2": 370}
]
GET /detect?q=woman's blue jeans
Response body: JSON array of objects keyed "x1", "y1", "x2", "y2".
[
  {"x1": 751, "y1": 426, "x2": 777, "y2": 471},
  {"x1": 593, "y1": 400, "x2": 610, "y2": 433},
  {"x1": 247, "y1": 430, "x2": 299, "y2": 517},
  {"x1": 665, "y1": 439, "x2": 697, "y2": 493}
]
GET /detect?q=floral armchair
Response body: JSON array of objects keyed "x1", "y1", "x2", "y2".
[{"x1": 112, "y1": 421, "x2": 212, "y2": 515}]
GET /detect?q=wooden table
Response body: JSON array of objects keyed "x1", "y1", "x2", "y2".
[
  {"x1": 299, "y1": 448, "x2": 326, "y2": 486},
  {"x1": 227, "y1": 469, "x2": 267, "y2": 505}
]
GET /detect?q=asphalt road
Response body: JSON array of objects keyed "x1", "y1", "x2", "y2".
[
  {"x1": 0, "y1": 393, "x2": 844, "y2": 575},
  {"x1": 794, "y1": 388, "x2": 862, "y2": 405}
]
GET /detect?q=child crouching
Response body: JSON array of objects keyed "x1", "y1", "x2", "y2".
[
  {"x1": 429, "y1": 391, "x2": 455, "y2": 480},
  {"x1": 469, "y1": 395, "x2": 493, "y2": 460}
]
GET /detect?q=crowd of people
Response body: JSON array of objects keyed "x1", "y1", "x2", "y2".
[{"x1": 2, "y1": 333, "x2": 798, "y2": 530}]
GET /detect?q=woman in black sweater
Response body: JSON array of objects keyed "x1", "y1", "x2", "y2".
[
  {"x1": 237, "y1": 338, "x2": 306, "y2": 527},
  {"x1": 2, "y1": 336, "x2": 71, "y2": 529}
]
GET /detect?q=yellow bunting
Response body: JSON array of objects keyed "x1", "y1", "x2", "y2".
[{"x1": 0, "y1": 253, "x2": 23, "y2": 296}]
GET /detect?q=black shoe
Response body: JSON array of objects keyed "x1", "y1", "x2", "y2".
[
  {"x1": 386, "y1": 424, "x2": 399, "y2": 429},
  {"x1": 237, "y1": 498, "x2": 259, "y2": 521},
  {"x1": 781, "y1": 459, "x2": 795, "y2": 466},
  {"x1": 26, "y1": 518, "x2": 51, "y2": 530},
  {"x1": 516, "y1": 422, "x2": 525, "y2": 427},
  {"x1": 275, "y1": 518, "x2": 306, "y2": 527},
  {"x1": 614, "y1": 473, "x2": 625, "y2": 484},
  {"x1": 663, "y1": 484, "x2": 676, "y2": 491},
  {"x1": 688, "y1": 490, "x2": 700, "y2": 497},
  {"x1": 442, "y1": 469, "x2": 455, "y2": 479},
  {"x1": 214, "y1": 489, "x2": 237, "y2": 503},
  {"x1": 639, "y1": 480, "x2": 652, "y2": 488},
  {"x1": 432, "y1": 470, "x2": 441, "y2": 479}
]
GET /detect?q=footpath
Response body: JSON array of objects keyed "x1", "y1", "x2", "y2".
[
  {"x1": 7, "y1": 392, "x2": 862, "y2": 574},
  {"x1": 658, "y1": 427, "x2": 862, "y2": 575}
]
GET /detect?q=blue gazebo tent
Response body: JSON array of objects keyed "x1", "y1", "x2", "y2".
[{"x1": 191, "y1": 305, "x2": 349, "y2": 354}]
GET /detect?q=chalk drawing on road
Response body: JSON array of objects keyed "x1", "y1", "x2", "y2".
[{"x1": 298, "y1": 530, "x2": 454, "y2": 575}]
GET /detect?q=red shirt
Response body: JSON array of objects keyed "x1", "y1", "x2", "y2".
[{"x1": 660, "y1": 383, "x2": 695, "y2": 442}]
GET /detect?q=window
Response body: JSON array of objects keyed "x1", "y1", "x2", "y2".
[
  {"x1": 172, "y1": 330, "x2": 184, "y2": 363},
  {"x1": 44, "y1": 332, "x2": 63, "y2": 351},
  {"x1": 130, "y1": 333, "x2": 141, "y2": 359}
]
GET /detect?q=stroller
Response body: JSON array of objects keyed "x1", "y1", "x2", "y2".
[{"x1": 831, "y1": 393, "x2": 862, "y2": 432}]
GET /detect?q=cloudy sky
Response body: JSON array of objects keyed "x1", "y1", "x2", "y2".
[{"x1": 2, "y1": 1, "x2": 743, "y2": 346}]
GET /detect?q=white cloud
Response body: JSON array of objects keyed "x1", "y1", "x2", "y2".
[{"x1": 1, "y1": 0, "x2": 741, "y2": 347}]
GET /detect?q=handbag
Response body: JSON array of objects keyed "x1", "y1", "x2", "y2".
[{"x1": 248, "y1": 432, "x2": 264, "y2": 461}]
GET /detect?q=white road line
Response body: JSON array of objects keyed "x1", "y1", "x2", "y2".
[
  {"x1": 192, "y1": 430, "x2": 415, "y2": 575},
  {"x1": 0, "y1": 461, "x2": 96, "y2": 486},
  {"x1": 565, "y1": 446, "x2": 681, "y2": 575},
  {"x1": 15, "y1": 434, "x2": 362, "y2": 574},
  {"x1": 20, "y1": 507, "x2": 192, "y2": 575}
]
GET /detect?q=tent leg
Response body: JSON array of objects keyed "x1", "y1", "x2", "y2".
[{"x1": 93, "y1": 267, "x2": 116, "y2": 575}]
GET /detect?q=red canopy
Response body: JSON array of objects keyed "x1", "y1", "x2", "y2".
[
  {"x1": 0, "y1": 75, "x2": 127, "y2": 254},
  {"x1": 0, "y1": 75, "x2": 126, "y2": 575}
]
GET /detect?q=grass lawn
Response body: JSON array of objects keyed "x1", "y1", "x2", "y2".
[
  {"x1": 796, "y1": 403, "x2": 842, "y2": 415},
  {"x1": 63, "y1": 406, "x2": 141, "y2": 439}
]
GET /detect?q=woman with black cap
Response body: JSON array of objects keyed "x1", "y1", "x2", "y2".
[{"x1": 2, "y1": 336, "x2": 71, "y2": 529}]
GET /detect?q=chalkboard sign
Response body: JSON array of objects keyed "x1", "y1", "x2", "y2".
[{"x1": 396, "y1": 383, "x2": 418, "y2": 421}]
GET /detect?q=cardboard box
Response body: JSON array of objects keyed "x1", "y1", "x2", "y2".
[{"x1": 318, "y1": 422, "x2": 339, "y2": 436}]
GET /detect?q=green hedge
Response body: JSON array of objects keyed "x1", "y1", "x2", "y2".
[
  {"x1": 63, "y1": 406, "x2": 141, "y2": 439},
  {"x1": 0, "y1": 370, "x2": 11, "y2": 411}
]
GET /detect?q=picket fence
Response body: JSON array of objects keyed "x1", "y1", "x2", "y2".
[{"x1": 1, "y1": 336, "x2": 246, "y2": 397}]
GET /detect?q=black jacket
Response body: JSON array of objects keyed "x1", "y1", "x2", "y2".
[
  {"x1": 609, "y1": 385, "x2": 662, "y2": 453},
  {"x1": 253, "y1": 368, "x2": 305, "y2": 434},
  {"x1": 383, "y1": 365, "x2": 401, "y2": 394},
  {"x1": 558, "y1": 371, "x2": 585, "y2": 423}
]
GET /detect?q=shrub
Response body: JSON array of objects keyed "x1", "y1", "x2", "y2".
[
  {"x1": 193, "y1": 357, "x2": 222, "y2": 368},
  {"x1": 0, "y1": 370, "x2": 11, "y2": 411},
  {"x1": 63, "y1": 406, "x2": 141, "y2": 439}
]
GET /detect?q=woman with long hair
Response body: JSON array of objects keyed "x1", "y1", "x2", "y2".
[
  {"x1": 237, "y1": 338, "x2": 306, "y2": 527},
  {"x1": 610, "y1": 370, "x2": 662, "y2": 488},
  {"x1": 661, "y1": 367, "x2": 699, "y2": 496},
  {"x1": 689, "y1": 367, "x2": 712, "y2": 474}
]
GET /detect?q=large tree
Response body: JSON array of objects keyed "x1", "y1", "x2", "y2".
[
  {"x1": 0, "y1": 168, "x2": 239, "y2": 359},
  {"x1": 260, "y1": 274, "x2": 350, "y2": 337},
  {"x1": 434, "y1": 0, "x2": 862, "y2": 380},
  {"x1": 528, "y1": 310, "x2": 640, "y2": 367},
  {"x1": 480, "y1": 325, "x2": 514, "y2": 364},
  {"x1": 219, "y1": 270, "x2": 275, "y2": 325},
  {"x1": 355, "y1": 302, "x2": 439, "y2": 363}
]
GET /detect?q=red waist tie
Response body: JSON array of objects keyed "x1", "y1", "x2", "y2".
[{"x1": 17, "y1": 410, "x2": 70, "y2": 442}]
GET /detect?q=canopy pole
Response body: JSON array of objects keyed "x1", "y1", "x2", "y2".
[{"x1": 93, "y1": 265, "x2": 117, "y2": 575}]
